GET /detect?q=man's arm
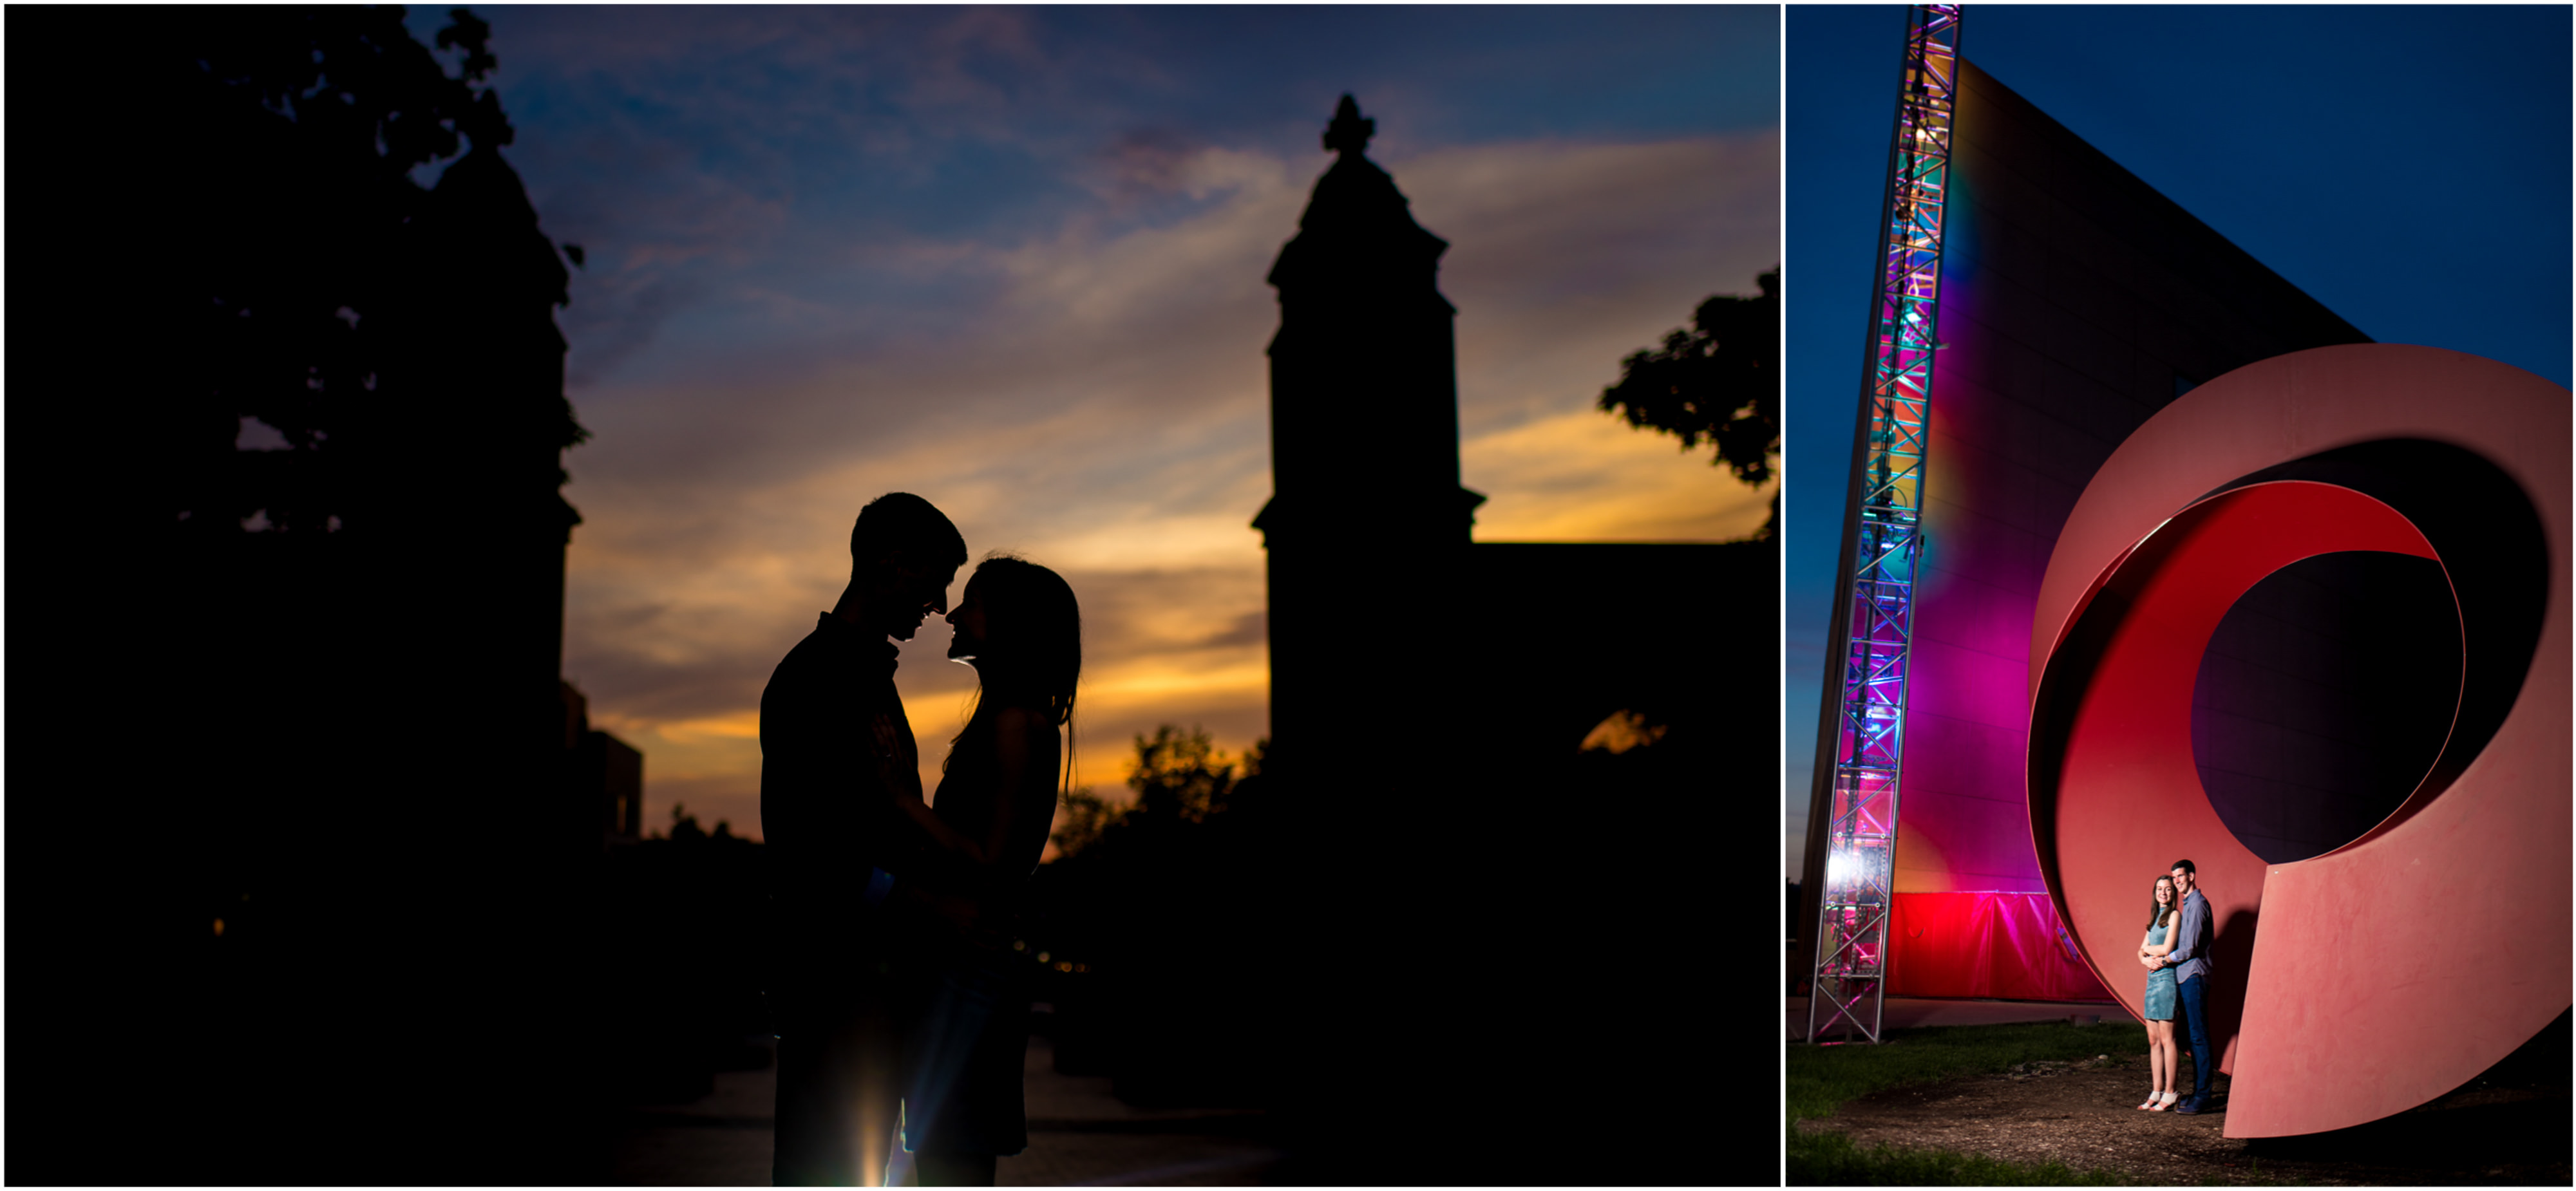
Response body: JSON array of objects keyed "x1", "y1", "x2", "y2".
[
  {"x1": 878, "y1": 711, "x2": 1056, "y2": 894},
  {"x1": 2139, "y1": 912, "x2": 2177, "y2": 968},
  {"x1": 896, "y1": 708, "x2": 1059, "y2": 942},
  {"x1": 853, "y1": 708, "x2": 1012, "y2": 897},
  {"x1": 768, "y1": 738, "x2": 998, "y2": 898},
  {"x1": 2163, "y1": 895, "x2": 2207, "y2": 970},
  {"x1": 760, "y1": 646, "x2": 999, "y2": 901},
  {"x1": 871, "y1": 783, "x2": 1001, "y2": 895}
]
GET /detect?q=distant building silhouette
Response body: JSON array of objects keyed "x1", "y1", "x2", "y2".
[
  {"x1": 1249, "y1": 96, "x2": 1768, "y2": 1185},
  {"x1": 565, "y1": 680, "x2": 647, "y2": 847}
]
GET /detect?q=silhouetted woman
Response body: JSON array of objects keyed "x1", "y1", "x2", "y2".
[
  {"x1": 897, "y1": 554, "x2": 1080, "y2": 1186},
  {"x1": 2135, "y1": 874, "x2": 2181, "y2": 1111}
]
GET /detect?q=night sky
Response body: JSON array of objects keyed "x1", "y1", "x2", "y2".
[
  {"x1": 1784, "y1": 5, "x2": 2575, "y2": 878},
  {"x1": 406, "y1": 6, "x2": 1782, "y2": 838}
]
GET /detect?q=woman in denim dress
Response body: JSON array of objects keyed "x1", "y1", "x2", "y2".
[{"x1": 2134, "y1": 876, "x2": 2181, "y2": 1111}]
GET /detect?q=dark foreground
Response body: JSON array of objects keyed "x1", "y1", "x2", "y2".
[
  {"x1": 606, "y1": 1033, "x2": 1285, "y2": 1187},
  {"x1": 1797, "y1": 1045, "x2": 2571, "y2": 1186}
]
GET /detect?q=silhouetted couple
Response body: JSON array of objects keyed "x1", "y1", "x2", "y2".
[{"x1": 763, "y1": 492, "x2": 1081, "y2": 1186}]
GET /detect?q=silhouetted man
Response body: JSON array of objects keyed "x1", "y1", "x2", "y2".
[
  {"x1": 764, "y1": 492, "x2": 994, "y2": 1186},
  {"x1": 2152, "y1": 858, "x2": 2217, "y2": 1114}
]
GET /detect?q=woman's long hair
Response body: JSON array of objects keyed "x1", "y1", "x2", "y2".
[
  {"x1": 949, "y1": 552, "x2": 1082, "y2": 791},
  {"x1": 2145, "y1": 875, "x2": 2176, "y2": 931}
]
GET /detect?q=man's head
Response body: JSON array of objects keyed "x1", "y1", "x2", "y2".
[
  {"x1": 848, "y1": 492, "x2": 966, "y2": 641},
  {"x1": 2170, "y1": 858, "x2": 2197, "y2": 898}
]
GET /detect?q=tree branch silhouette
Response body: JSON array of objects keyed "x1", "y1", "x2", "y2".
[{"x1": 1600, "y1": 267, "x2": 1780, "y2": 539}]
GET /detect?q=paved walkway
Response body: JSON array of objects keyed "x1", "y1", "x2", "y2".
[
  {"x1": 1788, "y1": 995, "x2": 2128, "y2": 1041},
  {"x1": 605, "y1": 1036, "x2": 1283, "y2": 1186}
]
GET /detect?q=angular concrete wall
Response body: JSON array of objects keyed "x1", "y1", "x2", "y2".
[{"x1": 1886, "y1": 59, "x2": 2369, "y2": 898}]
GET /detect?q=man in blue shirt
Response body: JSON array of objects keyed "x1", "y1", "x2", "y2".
[{"x1": 2149, "y1": 858, "x2": 2217, "y2": 1114}]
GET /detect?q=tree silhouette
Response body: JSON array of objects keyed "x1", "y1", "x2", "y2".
[
  {"x1": 160, "y1": 5, "x2": 585, "y2": 539},
  {"x1": 1025, "y1": 724, "x2": 1275, "y2": 1100},
  {"x1": 9, "y1": 8, "x2": 604, "y2": 1181},
  {"x1": 659, "y1": 801, "x2": 739, "y2": 843},
  {"x1": 1600, "y1": 267, "x2": 1780, "y2": 538},
  {"x1": 1049, "y1": 787, "x2": 1124, "y2": 860},
  {"x1": 1128, "y1": 723, "x2": 1237, "y2": 824},
  {"x1": 1048, "y1": 725, "x2": 1262, "y2": 859}
]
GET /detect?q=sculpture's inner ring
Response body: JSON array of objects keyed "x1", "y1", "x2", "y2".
[
  {"x1": 2040, "y1": 481, "x2": 2458, "y2": 878},
  {"x1": 2190, "y1": 549, "x2": 2464, "y2": 864}
]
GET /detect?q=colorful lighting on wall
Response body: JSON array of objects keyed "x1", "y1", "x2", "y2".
[{"x1": 1808, "y1": 1, "x2": 1961, "y2": 1046}]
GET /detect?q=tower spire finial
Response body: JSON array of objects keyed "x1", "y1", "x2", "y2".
[{"x1": 1323, "y1": 94, "x2": 1374, "y2": 156}]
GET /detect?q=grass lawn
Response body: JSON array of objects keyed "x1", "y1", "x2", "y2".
[{"x1": 1787, "y1": 1019, "x2": 2145, "y2": 1186}]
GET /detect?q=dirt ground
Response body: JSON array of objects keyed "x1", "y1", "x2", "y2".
[{"x1": 1796, "y1": 1048, "x2": 2572, "y2": 1186}]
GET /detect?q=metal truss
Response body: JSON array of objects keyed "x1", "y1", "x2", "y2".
[{"x1": 1808, "y1": 2, "x2": 1961, "y2": 1046}]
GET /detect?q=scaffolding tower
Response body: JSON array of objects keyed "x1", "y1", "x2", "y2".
[{"x1": 1807, "y1": 2, "x2": 1961, "y2": 1046}]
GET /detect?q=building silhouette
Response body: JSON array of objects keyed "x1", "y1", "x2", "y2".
[
  {"x1": 565, "y1": 680, "x2": 649, "y2": 846},
  {"x1": 1251, "y1": 96, "x2": 1770, "y2": 1185},
  {"x1": 1257, "y1": 95, "x2": 1763, "y2": 790}
]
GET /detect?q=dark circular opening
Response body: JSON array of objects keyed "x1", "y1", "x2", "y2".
[{"x1": 2190, "y1": 551, "x2": 2461, "y2": 865}]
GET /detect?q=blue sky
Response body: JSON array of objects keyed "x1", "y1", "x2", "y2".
[
  {"x1": 403, "y1": 6, "x2": 1782, "y2": 837},
  {"x1": 1785, "y1": 5, "x2": 2575, "y2": 877}
]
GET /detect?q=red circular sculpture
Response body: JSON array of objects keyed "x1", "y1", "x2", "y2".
[{"x1": 2025, "y1": 344, "x2": 2570, "y2": 1138}]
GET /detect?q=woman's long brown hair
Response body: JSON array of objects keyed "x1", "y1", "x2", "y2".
[{"x1": 2145, "y1": 875, "x2": 2177, "y2": 932}]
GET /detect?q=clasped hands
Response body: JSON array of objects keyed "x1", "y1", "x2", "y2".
[{"x1": 2139, "y1": 953, "x2": 2168, "y2": 970}]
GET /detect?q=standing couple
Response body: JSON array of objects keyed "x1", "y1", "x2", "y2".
[
  {"x1": 762, "y1": 492, "x2": 1080, "y2": 1186},
  {"x1": 2134, "y1": 858, "x2": 2217, "y2": 1115}
]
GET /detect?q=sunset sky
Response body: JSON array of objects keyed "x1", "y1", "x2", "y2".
[{"x1": 408, "y1": 6, "x2": 1783, "y2": 838}]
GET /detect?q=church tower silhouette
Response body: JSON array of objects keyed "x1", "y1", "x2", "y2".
[
  {"x1": 1239, "y1": 98, "x2": 1770, "y2": 1183},
  {"x1": 1256, "y1": 94, "x2": 1484, "y2": 550},
  {"x1": 1255, "y1": 95, "x2": 1486, "y2": 785}
]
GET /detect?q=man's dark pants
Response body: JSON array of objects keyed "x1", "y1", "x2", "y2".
[{"x1": 2177, "y1": 974, "x2": 2213, "y2": 1101}]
